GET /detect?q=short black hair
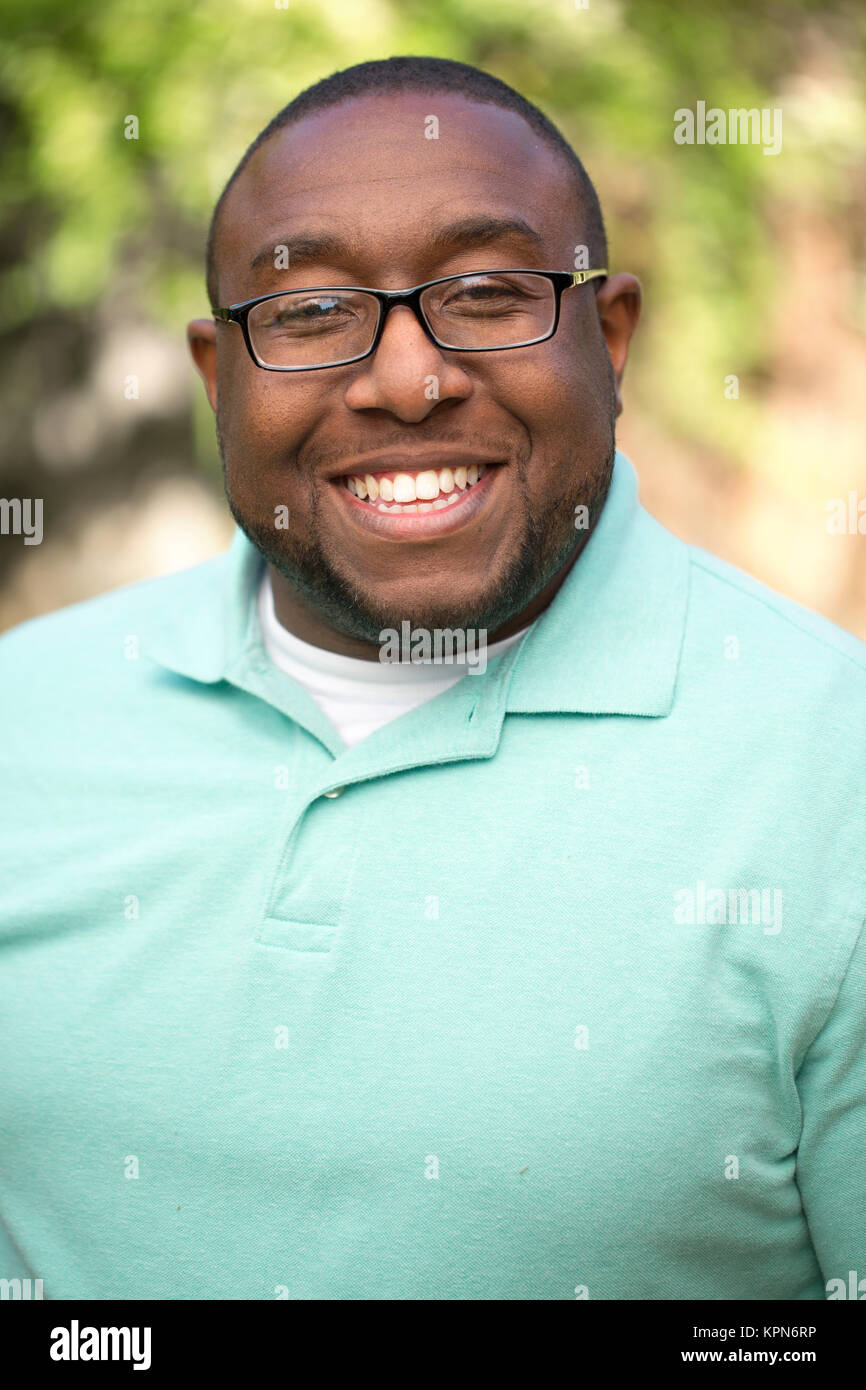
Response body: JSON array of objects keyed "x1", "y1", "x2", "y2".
[{"x1": 205, "y1": 55, "x2": 607, "y2": 307}]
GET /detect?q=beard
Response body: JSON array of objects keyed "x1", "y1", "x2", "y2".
[{"x1": 218, "y1": 410, "x2": 616, "y2": 646}]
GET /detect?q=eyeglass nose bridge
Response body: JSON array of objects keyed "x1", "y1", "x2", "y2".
[{"x1": 366, "y1": 283, "x2": 444, "y2": 356}]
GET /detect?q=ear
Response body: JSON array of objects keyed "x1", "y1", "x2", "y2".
[
  {"x1": 187, "y1": 319, "x2": 219, "y2": 413},
  {"x1": 595, "y1": 274, "x2": 641, "y2": 417}
]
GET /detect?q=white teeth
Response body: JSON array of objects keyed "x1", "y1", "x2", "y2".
[
  {"x1": 415, "y1": 470, "x2": 440, "y2": 500},
  {"x1": 438, "y1": 467, "x2": 454, "y2": 494},
  {"x1": 345, "y1": 462, "x2": 490, "y2": 509},
  {"x1": 377, "y1": 490, "x2": 465, "y2": 514},
  {"x1": 392, "y1": 473, "x2": 416, "y2": 504}
]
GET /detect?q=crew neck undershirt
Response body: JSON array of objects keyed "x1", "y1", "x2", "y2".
[{"x1": 257, "y1": 572, "x2": 534, "y2": 748}]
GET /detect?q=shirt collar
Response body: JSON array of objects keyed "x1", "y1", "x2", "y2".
[
  {"x1": 505, "y1": 449, "x2": 690, "y2": 716},
  {"x1": 144, "y1": 450, "x2": 689, "y2": 719}
]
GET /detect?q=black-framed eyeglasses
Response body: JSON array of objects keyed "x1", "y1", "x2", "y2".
[{"x1": 211, "y1": 268, "x2": 607, "y2": 371}]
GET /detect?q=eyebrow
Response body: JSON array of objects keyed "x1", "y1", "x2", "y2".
[
  {"x1": 247, "y1": 215, "x2": 544, "y2": 277},
  {"x1": 249, "y1": 235, "x2": 351, "y2": 274},
  {"x1": 427, "y1": 214, "x2": 544, "y2": 253}
]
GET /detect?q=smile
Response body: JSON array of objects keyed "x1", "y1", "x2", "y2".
[
  {"x1": 340, "y1": 463, "x2": 487, "y2": 512},
  {"x1": 331, "y1": 460, "x2": 501, "y2": 540}
]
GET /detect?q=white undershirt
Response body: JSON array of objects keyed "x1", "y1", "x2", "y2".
[{"x1": 257, "y1": 573, "x2": 533, "y2": 748}]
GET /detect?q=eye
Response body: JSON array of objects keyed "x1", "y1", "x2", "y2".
[
  {"x1": 439, "y1": 276, "x2": 539, "y2": 314},
  {"x1": 264, "y1": 295, "x2": 355, "y2": 331}
]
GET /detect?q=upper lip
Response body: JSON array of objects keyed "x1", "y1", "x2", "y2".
[{"x1": 326, "y1": 450, "x2": 503, "y2": 479}]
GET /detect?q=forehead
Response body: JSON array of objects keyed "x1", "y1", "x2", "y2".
[{"x1": 217, "y1": 92, "x2": 579, "y2": 291}]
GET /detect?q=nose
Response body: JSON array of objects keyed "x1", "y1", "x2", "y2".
[{"x1": 343, "y1": 305, "x2": 473, "y2": 421}]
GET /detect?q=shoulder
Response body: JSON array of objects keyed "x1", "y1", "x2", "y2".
[
  {"x1": 0, "y1": 550, "x2": 230, "y2": 690},
  {"x1": 681, "y1": 541, "x2": 866, "y2": 708}
]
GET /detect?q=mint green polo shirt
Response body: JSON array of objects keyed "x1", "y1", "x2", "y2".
[{"x1": 1, "y1": 450, "x2": 864, "y2": 1301}]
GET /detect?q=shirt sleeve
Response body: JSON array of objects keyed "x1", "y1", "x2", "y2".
[{"x1": 795, "y1": 914, "x2": 866, "y2": 1296}]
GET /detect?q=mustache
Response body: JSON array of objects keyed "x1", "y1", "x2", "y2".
[{"x1": 304, "y1": 430, "x2": 528, "y2": 472}]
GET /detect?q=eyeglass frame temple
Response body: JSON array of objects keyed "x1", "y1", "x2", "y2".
[
  {"x1": 570, "y1": 268, "x2": 608, "y2": 286},
  {"x1": 210, "y1": 268, "x2": 608, "y2": 369}
]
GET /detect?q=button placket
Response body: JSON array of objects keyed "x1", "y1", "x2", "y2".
[{"x1": 256, "y1": 774, "x2": 361, "y2": 952}]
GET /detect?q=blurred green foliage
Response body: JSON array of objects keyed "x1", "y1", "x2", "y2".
[{"x1": 1, "y1": 0, "x2": 864, "y2": 470}]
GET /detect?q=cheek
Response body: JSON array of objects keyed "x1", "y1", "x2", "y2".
[
  {"x1": 539, "y1": 305, "x2": 614, "y2": 411},
  {"x1": 219, "y1": 371, "x2": 314, "y2": 470},
  {"x1": 492, "y1": 351, "x2": 612, "y2": 523},
  {"x1": 490, "y1": 348, "x2": 603, "y2": 456},
  {"x1": 537, "y1": 343, "x2": 613, "y2": 457}
]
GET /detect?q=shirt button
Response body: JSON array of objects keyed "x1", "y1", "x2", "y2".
[{"x1": 322, "y1": 786, "x2": 345, "y2": 798}]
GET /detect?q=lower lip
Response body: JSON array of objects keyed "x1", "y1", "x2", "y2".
[{"x1": 331, "y1": 465, "x2": 502, "y2": 541}]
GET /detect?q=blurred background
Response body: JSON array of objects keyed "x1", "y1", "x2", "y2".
[{"x1": 1, "y1": 0, "x2": 865, "y2": 636}]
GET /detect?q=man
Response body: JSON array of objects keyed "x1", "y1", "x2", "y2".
[{"x1": 1, "y1": 57, "x2": 864, "y2": 1302}]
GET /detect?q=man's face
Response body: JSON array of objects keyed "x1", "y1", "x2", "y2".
[{"x1": 192, "y1": 92, "x2": 637, "y2": 648}]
